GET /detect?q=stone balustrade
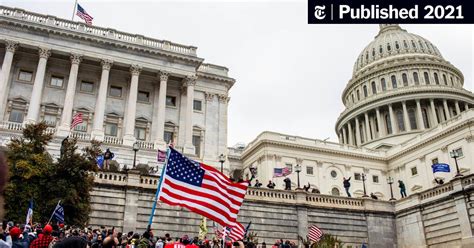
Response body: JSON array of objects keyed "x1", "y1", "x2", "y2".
[
  {"x1": 136, "y1": 140, "x2": 155, "y2": 150},
  {"x1": 0, "y1": 121, "x2": 22, "y2": 131},
  {"x1": 103, "y1": 136, "x2": 123, "y2": 146},
  {"x1": 395, "y1": 173, "x2": 474, "y2": 212},
  {"x1": 71, "y1": 131, "x2": 91, "y2": 141},
  {"x1": 0, "y1": 6, "x2": 198, "y2": 57}
]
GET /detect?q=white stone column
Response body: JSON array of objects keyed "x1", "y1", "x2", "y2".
[
  {"x1": 402, "y1": 101, "x2": 410, "y2": 131},
  {"x1": 430, "y1": 99, "x2": 438, "y2": 126},
  {"x1": 355, "y1": 117, "x2": 361, "y2": 145},
  {"x1": 183, "y1": 76, "x2": 196, "y2": 155},
  {"x1": 25, "y1": 47, "x2": 51, "y2": 124},
  {"x1": 364, "y1": 112, "x2": 371, "y2": 141},
  {"x1": 123, "y1": 65, "x2": 141, "y2": 146},
  {"x1": 416, "y1": 99, "x2": 425, "y2": 130},
  {"x1": 0, "y1": 40, "x2": 19, "y2": 120},
  {"x1": 376, "y1": 107, "x2": 384, "y2": 137},
  {"x1": 57, "y1": 54, "x2": 82, "y2": 137},
  {"x1": 388, "y1": 104, "x2": 397, "y2": 134},
  {"x1": 443, "y1": 99, "x2": 451, "y2": 120},
  {"x1": 91, "y1": 60, "x2": 113, "y2": 141},
  {"x1": 465, "y1": 102, "x2": 469, "y2": 111},
  {"x1": 342, "y1": 126, "x2": 347, "y2": 144},
  {"x1": 455, "y1": 101, "x2": 461, "y2": 116},
  {"x1": 153, "y1": 71, "x2": 169, "y2": 149},
  {"x1": 218, "y1": 94, "x2": 229, "y2": 157},
  {"x1": 347, "y1": 122, "x2": 353, "y2": 145}
]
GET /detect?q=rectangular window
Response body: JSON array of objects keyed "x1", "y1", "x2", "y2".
[
  {"x1": 372, "y1": 175, "x2": 379, "y2": 183},
  {"x1": 354, "y1": 173, "x2": 362, "y2": 181},
  {"x1": 454, "y1": 148, "x2": 463, "y2": 157},
  {"x1": 138, "y1": 91, "x2": 150, "y2": 102},
  {"x1": 166, "y1": 96, "x2": 176, "y2": 107},
  {"x1": 80, "y1": 81, "x2": 94, "y2": 92},
  {"x1": 431, "y1": 158, "x2": 439, "y2": 165},
  {"x1": 74, "y1": 121, "x2": 87, "y2": 132},
  {"x1": 306, "y1": 166, "x2": 314, "y2": 175},
  {"x1": 18, "y1": 70, "x2": 33, "y2": 82},
  {"x1": 105, "y1": 123, "x2": 118, "y2": 136},
  {"x1": 411, "y1": 167, "x2": 418, "y2": 176},
  {"x1": 134, "y1": 127, "x2": 146, "y2": 141},
  {"x1": 192, "y1": 135, "x2": 201, "y2": 156},
  {"x1": 164, "y1": 131, "x2": 174, "y2": 143},
  {"x1": 50, "y1": 76, "x2": 64, "y2": 87},
  {"x1": 109, "y1": 86, "x2": 122, "y2": 97},
  {"x1": 43, "y1": 114, "x2": 57, "y2": 127},
  {"x1": 193, "y1": 100, "x2": 202, "y2": 111},
  {"x1": 9, "y1": 109, "x2": 24, "y2": 123},
  {"x1": 285, "y1": 163, "x2": 293, "y2": 172}
]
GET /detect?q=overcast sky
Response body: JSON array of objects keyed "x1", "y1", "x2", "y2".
[{"x1": 4, "y1": 0, "x2": 473, "y2": 146}]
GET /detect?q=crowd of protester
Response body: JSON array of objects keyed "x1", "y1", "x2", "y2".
[{"x1": 0, "y1": 222, "x2": 300, "y2": 248}]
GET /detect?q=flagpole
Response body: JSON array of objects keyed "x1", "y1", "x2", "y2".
[
  {"x1": 71, "y1": 0, "x2": 78, "y2": 21},
  {"x1": 147, "y1": 148, "x2": 170, "y2": 231},
  {"x1": 47, "y1": 200, "x2": 61, "y2": 224}
]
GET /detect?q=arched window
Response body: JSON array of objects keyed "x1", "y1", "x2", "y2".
[
  {"x1": 351, "y1": 94, "x2": 354, "y2": 103},
  {"x1": 395, "y1": 41, "x2": 400, "y2": 50},
  {"x1": 391, "y1": 75, "x2": 397, "y2": 89},
  {"x1": 372, "y1": 48, "x2": 376, "y2": 57},
  {"x1": 422, "y1": 108, "x2": 430, "y2": 128},
  {"x1": 371, "y1": 81, "x2": 377, "y2": 94},
  {"x1": 331, "y1": 187, "x2": 340, "y2": 196},
  {"x1": 408, "y1": 109, "x2": 417, "y2": 130},
  {"x1": 363, "y1": 85, "x2": 368, "y2": 97},
  {"x1": 381, "y1": 78, "x2": 387, "y2": 91},
  {"x1": 424, "y1": 72, "x2": 430, "y2": 84},
  {"x1": 402, "y1": 73, "x2": 408, "y2": 86},
  {"x1": 411, "y1": 40, "x2": 417, "y2": 50},
  {"x1": 434, "y1": 73, "x2": 440, "y2": 85},
  {"x1": 397, "y1": 110, "x2": 405, "y2": 131},
  {"x1": 418, "y1": 40, "x2": 424, "y2": 50},
  {"x1": 450, "y1": 76, "x2": 454, "y2": 86},
  {"x1": 442, "y1": 74, "x2": 448, "y2": 85},
  {"x1": 403, "y1": 40, "x2": 408, "y2": 49},
  {"x1": 387, "y1": 43, "x2": 391, "y2": 51},
  {"x1": 356, "y1": 90, "x2": 360, "y2": 101},
  {"x1": 379, "y1": 45, "x2": 383, "y2": 54},
  {"x1": 413, "y1": 72, "x2": 420, "y2": 85},
  {"x1": 385, "y1": 114, "x2": 392, "y2": 134}
]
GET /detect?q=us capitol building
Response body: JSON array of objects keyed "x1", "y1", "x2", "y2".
[{"x1": 1, "y1": 6, "x2": 474, "y2": 248}]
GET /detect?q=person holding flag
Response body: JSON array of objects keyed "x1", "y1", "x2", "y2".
[
  {"x1": 29, "y1": 224, "x2": 54, "y2": 248},
  {"x1": 24, "y1": 199, "x2": 33, "y2": 230},
  {"x1": 48, "y1": 200, "x2": 65, "y2": 224}
]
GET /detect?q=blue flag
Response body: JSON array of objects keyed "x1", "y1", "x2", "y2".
[
  {"x1": 53, "y1": 203, "x2": 65, "y2": 223},
  {"x1": 96, "y1": 155, "x2": 104, "y2": 169},
  {"x1": 432, "y1": 163, "x2": 450, "y2": 173}
]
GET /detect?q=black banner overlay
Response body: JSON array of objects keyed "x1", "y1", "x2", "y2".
[{"x1": 308, "y1": 0, "x2": 474, "y2": 24}]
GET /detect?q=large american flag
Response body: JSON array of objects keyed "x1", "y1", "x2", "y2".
[
  {"x1": 228, "y1": 222, "x2": 245, "y2": 242},
  {"x1": 308, "y1": 224, "x2": 323, "y2": 242},
  {"x1": 158, "y1": 148, "x2": 249, "y2": 228},
  {"x1": 273, "y1": 167, "x2": 291, "y2": 177},
  {"x1": 70, "y1": 112, "x2": 83, "y2": 130},
  {"x1": 76, "y1": 4, "x2": 93, "y2": 25}
]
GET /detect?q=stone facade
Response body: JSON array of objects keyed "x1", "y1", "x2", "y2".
[
  {"x1": 0, "y1": 6, "x2": 234, "y2": 170},
  {"x1": 90, "y1": 170, "x2": 474, "y2": 248}
]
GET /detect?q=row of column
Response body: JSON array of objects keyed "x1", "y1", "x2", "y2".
[
  {"x1": 0, "y1": 42, "x2": 198, "y2": 152},
  {"x1": 338, "y1": 99, "x2": 470, "y2": 146}
]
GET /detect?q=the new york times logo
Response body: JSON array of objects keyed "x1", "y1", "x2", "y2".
[{"x1": 307, "y1": 0, "x2": 474, "y2": 24}]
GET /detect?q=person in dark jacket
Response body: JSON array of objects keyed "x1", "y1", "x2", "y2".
[
  {"x1": 254, "y1": 180, "x2": 262, "y2": 188},
  {"x1": 399, "y1": 180, "x2": 407, "y2": 198},
  {"x1": 53, "y1": 236, "x2": 87, "y2": 248},
  {"x1": 283, "y1": 178, "x2": 291, "y2": 190},
  {"x1": 343, "y1": 177, "x2": 351, "y2": 197},
  {"x1": 9, "y1": 227, "x2": 30, "y2": 248},
  {"x1": 267, "y1": 180, "x2": 276, "y2": 189},
  {"x1": 370, "y1": 193, "x2": 378, "y2": 200}
]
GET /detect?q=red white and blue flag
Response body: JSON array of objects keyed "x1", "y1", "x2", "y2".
[
  {"x1": 158, "y1": 148, "x2": 249, "y2": 228},
  {"x1": 227, "y1": 222, "x2": 245, "y2": 242},
  {"x1": 25, "y1": 200, "x2": 33, "y2": 228},
  {"x1": 76, "y1": 4, "x2": 93, "y2": 25},
  {"x1": 70, "y1": 112, "x2": 83, "y2": 130},
  {"x1": 273, "y1": 167, "x2": 291, "y2": 178},
  {"x1": 308, "y1": 224, "x2": 323, "y2": 242}
]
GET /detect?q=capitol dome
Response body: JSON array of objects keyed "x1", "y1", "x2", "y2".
[{"x1": 335, "y1": 24, "x2": 473, "y2": 150}]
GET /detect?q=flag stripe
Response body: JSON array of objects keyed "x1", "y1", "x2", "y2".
[
  {"x1": 308, "y1": 225, "x2": 323, "y2": 242},
  {"x1": 228, "y1": 222, "x2": 245, "y2": 241}
]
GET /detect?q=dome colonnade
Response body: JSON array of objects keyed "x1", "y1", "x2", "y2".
[{"x1": 335, "y1": 24, "x2": 474, "y2": 148}]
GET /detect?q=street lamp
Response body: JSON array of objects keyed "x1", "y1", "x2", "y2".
[
  {"x1": 132, "y1": 142, "x2": 140, "y2": 169},
  {"x1": 387, "y1": 176, "x2": 396, "y2": 201},
  {"x1": 218, "y1": 153, "x2": 226, "y2": 173},
  {"x1": 295, "y1": 164, "x2": 302, "y2": 189},
  {"x1": 449, "y1": 150, "x2": 463, "y2": 177},
  {"x1": 361, "y1": 173, "x2": 369, "y2": 197}
]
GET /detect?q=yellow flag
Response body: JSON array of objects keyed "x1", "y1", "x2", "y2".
[{"x1": 199, "y1": 216, "x2": 208, "y2": 239}]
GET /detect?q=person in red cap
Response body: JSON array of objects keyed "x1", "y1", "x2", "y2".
[
  {"x1": 29, "y1": 224, "x2": 54, "y2": 248},
  {"x1": 10, "y1": 226, "x2": 30, "y2": 248}
]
